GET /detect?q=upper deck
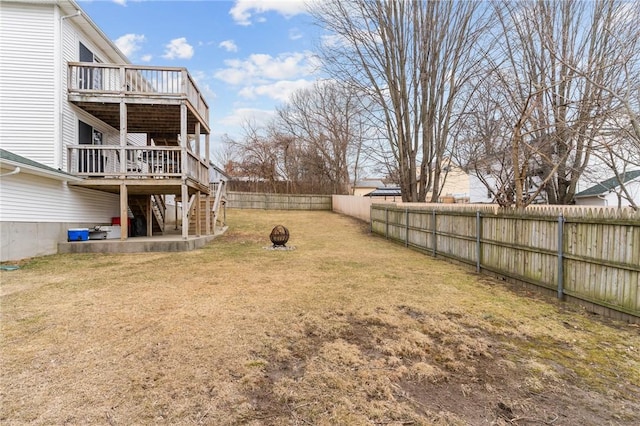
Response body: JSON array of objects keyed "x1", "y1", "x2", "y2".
[{"x1": 67, "y1": 62, "x2": 210, "y2": 135}]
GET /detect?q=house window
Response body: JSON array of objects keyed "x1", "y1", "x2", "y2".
[
  {"x1": 78, "y1": 42, "x2": 102, "y2": 90},
  {"x1": 78, "y1": 121, "x2": 104, "y2": 173}
]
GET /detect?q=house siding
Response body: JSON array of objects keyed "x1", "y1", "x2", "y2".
[
  {"x1": 0, "y1": 167, "x2": 119, "y2": 223},
  {"x1": 575, "y1": 179, "x2": 640, "y2": 208},
  {"x1": 61, "y1": 13, "x2": 77, "y2": 171},
  {"x1": 469, "y1": 173, "x2": 495, "y2": 203},
  {"x1": 0, "y1": 1, "x2": 137, "y2": 260},
  {"x1": 0, "y1": 2, "x2": 57, "y2": 166},
  {"x1": 0, "y1": 165, "x2": 120, "y2": 261},
  {"x1": 61, "y1": 11, "x2": 113, "y2": 172}
]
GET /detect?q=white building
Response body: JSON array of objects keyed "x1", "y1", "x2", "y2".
[
  {"x1": 574, "y1": 170, "x2": 640, "y2": 208},
  {"x1": 0, "y1": 0, "x2": 214, "y2": 261}
]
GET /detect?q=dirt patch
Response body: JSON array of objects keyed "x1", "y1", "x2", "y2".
[{"x1": 236, "y1": 306, "x2": 639, "y2": 425}]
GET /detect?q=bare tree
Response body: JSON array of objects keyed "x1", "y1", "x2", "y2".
[
  {"x1": 557, "y1": 3, "x2": 640, "y2": 209},
  {"x1": 223, "y1": 120, "x2": 281, "y2": 192},
  {"x1": 454, "y1": 76, "x2": 518, "y2": 206},
  {"x1": 482, "y1": 0, "x2": 635, "y2": 207},
  {"x1": 213, "y1": 134, "x2": 240, "y2": 173},
  {"x1": 275, "y1": 80, "x2": 369, "y2": 195},
  {"x1": 588, "y1": 122, "x2": 640, "y2": 209},
  {"x1": 309, "y1": 0, "x2": 489, "y2": 202}
]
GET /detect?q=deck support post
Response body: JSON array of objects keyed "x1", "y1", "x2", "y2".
[
  {"x1": 180, "y1": 102, "x2": 187, "y2": 175},
  {"x1": 195, "y1": 122, "x2": 201, "y2": 158},
  {"x1": 181, "y1": 183, "x2": 189, "y2": 240},
  {"x1": 180, "y1": 101, "x2": 189, "y2": 240},
  {"x1": 120, "y1": 183, "x2": 128, "y2": 240},
  {"x1": 119, "y1": 100, "x2": 127, "y2": 175},
  {"x1": 205, "y1": 133, "x2": 210, "y2": 166},
  {"x1": 175, "y1": 202, "x2": 179, "y2": 230},
  {"x1": 146, "y1": 196, "x2": 153, "y2": 237},
  {"x1": 195, "y1": 190, "x2": 201, "y2": 237},
  {"x1": 205, "y1": 193, "x2": 211, "y2": 235}
]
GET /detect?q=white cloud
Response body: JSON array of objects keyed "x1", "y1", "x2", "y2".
[
  {"x1": 114, "y1": 33, "x2": 145, "y2": 58},
  {"x1": 219, "y1": 108, "x2": 277, "y2": 127},
  {"x1": 230, "y1": 0, "x2": 308, "y2": 26},
  {"x1": 239, "y1": 79, "x2": 315, "y2": 102},
  {"x1": 214, "y1": 51, "x2": 318, "y2": 85},
  {"x1": 190, "y1": 70, "x2": 217, "y2": 103},
  {"x1": 140, "y1": 54, "x2": 152, "y2": 62},
  {"x1": 289, "y1": 28, "x2": 303, "y2": 41},
  {"x1": 162, "y1": 37, "x2": 194, "y2": 60},
  {"x1": 112, "y1": 0, "x2": 127, "y2": 5},
  {"x1": 320, "y1": 33, "x2": 353, "y2": 50},
  {"x1": 219, "y1": 40, "x2": 238, "y2": 52}
]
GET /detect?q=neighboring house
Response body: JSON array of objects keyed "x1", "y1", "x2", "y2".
[
  {"x1": 430, "y1": 164, "x2": 470, "y2": 203},
  {"x1": 355, "y1": 165, "x2": 471, "y2": 202},
  {"x1": 468, "y1": 172, "x2": 496, "y2": 203},
  {"x1": 353, "y1": 179, "x2": 386, "y2": 196},
  {"x1": 574, "y1": 170, "x2": 640, "y2": 208},
  {"x1": 364, "y1": 187, "x2": 402, "y2": 201},
  {"x1": 0, "y1": 0, "x2": 213, "y2": 261},
  {"x1": 468, "y1": 170, "x2": 548, "y2": 205}
]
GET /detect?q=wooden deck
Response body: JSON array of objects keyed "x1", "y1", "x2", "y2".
[
  {"x1": 65, "y1": 145, "x2": 209, "y2": 195},
  {"x1": 65, "y1": 62, "x2": 216, "y2": 239},
  {"x1": 66, "y1": 62, "x2": 210, "y2": 193},
  {"x1": 68, "y1": 63, "x2": 209, "y2": 132}
]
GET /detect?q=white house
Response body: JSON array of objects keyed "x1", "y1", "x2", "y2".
[
  {"x1": 0, "y1": 0, "x2": 214, "y2": 261},
  {"x1": 574, "y1": 170, "x2": 640, "y2": 208}
]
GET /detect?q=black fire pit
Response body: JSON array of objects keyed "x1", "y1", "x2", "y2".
[{"x1": 270, "y1": 225, "x2": 290, "y2": 247}]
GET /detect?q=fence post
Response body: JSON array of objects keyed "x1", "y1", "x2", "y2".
[
  {"x1": 557, "y1": 213, "x2": 565, "y2": 299},
  {"x1": 476, "y1": 211, "x2": 482, "y2": 273},
  {"x1": 385, "y1": 207, "x2": 389, "y2": 239},
  {"x1": 370, "y1": 205, "x2": 373, "y2": 233},
  {"x1": 432, "y1": 210, "x2": 437, "y2": 257},
  {"x1": 405, "y1": 208, "x2": 409, "y2": 247}
]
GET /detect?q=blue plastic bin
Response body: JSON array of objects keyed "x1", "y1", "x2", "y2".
[{"x1": 68, "y1": 228, "x2": 89, "y2": 242}]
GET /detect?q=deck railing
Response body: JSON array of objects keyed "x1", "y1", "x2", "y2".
[
  {"x1": 67, "y1": 145, "x2": 208, "y2": 184},
  {"x1": 68, "y1": 63, "x2": 209, "y2": 124}
]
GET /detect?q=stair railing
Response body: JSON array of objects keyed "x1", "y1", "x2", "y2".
[
  {"x1": 150, "y1": 194, "x2": 166, "y2": 233},
  {"x1": 211, "y1": 180, "x2": 227, "y2": 233}
]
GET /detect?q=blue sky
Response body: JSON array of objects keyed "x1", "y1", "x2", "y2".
[{"x1": 77, "y1": 0, "x2": 323, "y2": 154}]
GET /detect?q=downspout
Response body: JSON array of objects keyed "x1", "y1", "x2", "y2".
[
  {"x1": 58, "y1": 9, "x2": 82, "y2": 171},
  {"x1": 0, "y1": 167, "x2": 21, "y2": 178},
  {"x1": 597, "y1": 194, "x2": 608, "y2": 206}
]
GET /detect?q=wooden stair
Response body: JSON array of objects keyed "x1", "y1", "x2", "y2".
[
  {"x1": 175, "y1": 181, "x2": 226, "y2": 236},
  {"x1": 129, "y1": 194, "x2": 165, "y2": 236},
  {"x1": 188, "y1": 195, "x2": 213, "y2": 235}
]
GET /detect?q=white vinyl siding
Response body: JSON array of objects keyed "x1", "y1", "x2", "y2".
[
  {"x1": 575, "y1": 179, "x2": 640, "y2": 208},
  {"x1": 0, "y1": 2, "x2": 57, "y2": 166},
  {"x1": 0, "y1": 167, "x2": 119, "y2": 222},
  {"x1": 61, "y1": 13, "x2": 77, "y2": 171}
]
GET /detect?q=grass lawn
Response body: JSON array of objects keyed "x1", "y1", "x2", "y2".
[{"x1": 1, "y1": 209, "x2": 639, "y2": 425}]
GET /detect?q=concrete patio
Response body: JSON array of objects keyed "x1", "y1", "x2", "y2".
[{"x1": 58, "y1": 227, "x2": 228, "y2": 255}]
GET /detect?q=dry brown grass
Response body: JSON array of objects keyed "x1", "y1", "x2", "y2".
[{"x1": 1, "y1": 209, "x2": 639, "y2": 425}]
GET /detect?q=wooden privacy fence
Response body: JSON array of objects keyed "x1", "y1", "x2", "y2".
[
  {"x1": 226, "y1": 192, "x2": 332, "y2": 210},
  {"x1": 371, "y1": 204, "x2": 640, "y2": 321}
]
